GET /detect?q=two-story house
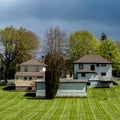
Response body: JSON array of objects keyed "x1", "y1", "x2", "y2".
[
  {"x1": 15, "y1": 58, "x2": 46, "y2": 91},
  {"x1": 73, "y1": 54, "x2": 113, "y2": 87}
]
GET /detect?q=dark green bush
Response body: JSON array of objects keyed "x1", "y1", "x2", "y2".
[{"x1": 45, "y1": 69, "x2": 60, "y2": 99}]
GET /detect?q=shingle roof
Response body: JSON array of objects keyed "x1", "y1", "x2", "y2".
[
  {"x1": 73, "y1": 54, "x2": 112, "y2": 64},
  {"x1": 78, "y1": 68, "x2": 96, "y2": 73},
  {"x1": 20, "y1": 59, "x2": 47, "y2": 66},
  {"x1": 15, "y1": 72, "x2": 44, "y2": 77}
]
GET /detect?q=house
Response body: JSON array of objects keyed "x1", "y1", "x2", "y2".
[
  {"x1": 36, "y1": 56, "x2": 87, "y2": 98},
  {"x1": 36, "y1": 54, "x2": 115, "y2": 98},
  {"x1": 15, "y1": 58, "x2": 46, "y2": 91},
  {"x1": 73, "y1": 54, "x2": 114, "y2": 88}
]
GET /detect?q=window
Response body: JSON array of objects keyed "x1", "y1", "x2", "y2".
[
  {"x1": 101, "y1": 72, "x2": 106, "y2": 76},
  {"x1": 91, "y1": 65, "x2": 95, "y2": 71},
  {"x1": 29, "y1": 77, "x2": 32, "y2": 80},
  {"x1": 37, "y1": 76, "x2": 40, "y2": 79},
  {"x1": 79, "y1": 64, "x2": 83, "y2": 69},
  {"x1": 36, "y1": 66, "x2": 39, "y2": 72},
  {"x1": 81, "y1": 73, "x2": 85, "y2": 77},
  {"x1": 24, "y1": 65, "x2": 28, "y2": 72},
  {"x1": 24, "y1": 77, "x2": 27, "y2": 80},
  {"x1": 101, "y1": 64, "x2": 106, "y2": 67},
  {"x1": 96, "y1": 64, "x2": 99, "y2": 67}
]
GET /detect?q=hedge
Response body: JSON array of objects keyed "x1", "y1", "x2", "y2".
[{"x1": 45, "y1": 69, "x2": 60, "y2": 99}]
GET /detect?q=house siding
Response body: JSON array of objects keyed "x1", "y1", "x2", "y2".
[
  {"x1": 88, "y1": 81, "x2": 113, "y2": 88},
  {"x1": 78, "y1": 73, "x2": 98, "y2": 80},
  {"x1": 15, "y1": 59, "x2": 46, "y2": 89},
  {"x1": 74, "y1": 63, "x2": 112, "y2": 80},
  {"x1": 36, "y1": 80, "x2": 87, "y2": 98},
  {"x1": 74, "y1": 64, "x2": 79, "y2": 79},
  {"x1": 74, "y1": 62, "x2": 112, "y2": 88}
]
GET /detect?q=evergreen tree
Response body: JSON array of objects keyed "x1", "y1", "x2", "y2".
[
  {"x1": 100, "y1": 32, "x2": 107, "y2": 41},
  {"x1": 45, "y1": 69, "x2": 60, "y2": 99}
]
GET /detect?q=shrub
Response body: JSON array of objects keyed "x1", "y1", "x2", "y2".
[{"x1": 45, "y1": 69, "x2": 60, "y2": 99}]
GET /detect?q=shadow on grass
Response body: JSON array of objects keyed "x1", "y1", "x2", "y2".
[
  {"x1": 3, "y1": 86, "x2": 15, "y2": 91},
  {"x1": 24, "y1": 93, "x2": 54, "y2": 100},
  {"x1": 24, "y1": 92, "x2": 36, "y2": 99},
  {"x1": 24, "y1": 92, "x2": 46, "y2": 100}
]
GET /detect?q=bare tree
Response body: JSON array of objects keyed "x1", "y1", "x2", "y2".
[{"x1": 44, "y1": 27, "x2": 67, "y2": 69}]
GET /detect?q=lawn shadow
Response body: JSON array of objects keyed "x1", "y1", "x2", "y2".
[
  {"x1": 3, "y1": 86, "x2": 15, "y2": 91},
  {"x1": 24, "y1": 92, "x2": 54, "y2": 100},
  {"x1": 24, "y1": 92, "x2": 36, "y2": 99}
]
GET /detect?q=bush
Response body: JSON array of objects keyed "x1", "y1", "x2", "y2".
[{"x1": 45, "y1": 69, "x2": 60, "y2": 99}]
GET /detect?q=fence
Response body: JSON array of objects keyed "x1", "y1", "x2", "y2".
[{"x1": 0, "y1": 79, "x2": 15, "y2": 84}]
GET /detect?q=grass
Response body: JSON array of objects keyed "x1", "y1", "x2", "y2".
[{"x1": 0, "y1": 83, "x2": 120, "y2": 120}]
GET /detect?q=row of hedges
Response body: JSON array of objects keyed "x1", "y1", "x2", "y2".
[{"x1": 45, "y1": 69, "x2": 60, "y2": 99}]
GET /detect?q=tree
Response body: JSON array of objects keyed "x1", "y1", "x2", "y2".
[
  {"x1": 100, "y1": 32, "x2": 107, "y2": 41},
  {"x1": 44, "y1": 27, "x2": 66, "y2": 98},
  {"x1": 44, "y1": 27, "x2": 67, "y2": 69},
  {"x1": 115, "y1": 41, "x2": 120, "y2": 51},
  {"x1": 45, "y1": 69, "x2": 60, "y2": 99},
  {"x1": 66, "y1": 31, "x2": 99, "y2": 60},
  {"x1": 0, "y1": 26, "x2": 40, "y2": 84},
  {"x1": 98, "y1": 40, "x2": 120, "y2": 73}
]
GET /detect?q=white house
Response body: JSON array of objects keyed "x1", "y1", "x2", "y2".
[{"x1": 73, "y1": 54, "x2": 113, "y2": 87}]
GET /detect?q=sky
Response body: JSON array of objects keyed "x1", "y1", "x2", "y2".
[{"x1": 0, "y1": 0, "x2": 120, "y2": 43}]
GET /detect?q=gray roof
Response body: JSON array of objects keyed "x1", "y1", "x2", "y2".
[
  {"x1": 73, "y1": 54, "x2": 112, "y2": 64},
  {"x1": 20, "y1": 59, "x2": 47, "y2": 66},
  {"x1": 78, "y1": 68, "x2": 96, "y2": 73},
  {"x1": 35, "y1": 79, "x2": 87, "y2": 83}
]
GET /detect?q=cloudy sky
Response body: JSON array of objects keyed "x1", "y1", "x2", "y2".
[{"x1": 0, "y1": 0, "x2": 120, "y2": 41}]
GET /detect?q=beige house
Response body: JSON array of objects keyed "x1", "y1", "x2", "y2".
[{"x1": 15, "y1": 59, "x2": 46, "y2": 91}]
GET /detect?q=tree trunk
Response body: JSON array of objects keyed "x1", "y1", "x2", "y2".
[{"x1": 4, "y1": 63, "x2": 10, "y2": 85}]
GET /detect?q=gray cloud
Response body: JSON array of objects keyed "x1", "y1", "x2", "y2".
[
  {"x1": 0, "y1": 0, "x2": 120, "y2": 40},
  {"x1": 1, "y1": 0, "x2": 120, "y2": 23}
]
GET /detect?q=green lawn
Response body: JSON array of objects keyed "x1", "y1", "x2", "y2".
[{"x1": 0, "y1": 83, "x2": 120, "y2": 120}]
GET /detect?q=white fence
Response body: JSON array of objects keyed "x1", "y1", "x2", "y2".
[{"x1": 0, "y1": 79, "x2": 15, "y2": 84}]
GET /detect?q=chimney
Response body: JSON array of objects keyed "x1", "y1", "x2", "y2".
[{"x1": 41, "y1": 56, "x2": 45, "y2": 63}]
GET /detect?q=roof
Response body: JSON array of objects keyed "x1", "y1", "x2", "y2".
[
  {"x1": 35, "y1": 79, "x2": 87, "y2": 83},
  {"x1": 15, "y1": 72, "x2": 44, "y2": 77},
  {"x1": 20, "y1": 59, "x2": 47, "y2": 66},
  {"x1": 73, "y1": 54, "x2": 112, "y2": 64},
  {"x1": 78, "y1": 68, "x2": 96, "y2": 73}
]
